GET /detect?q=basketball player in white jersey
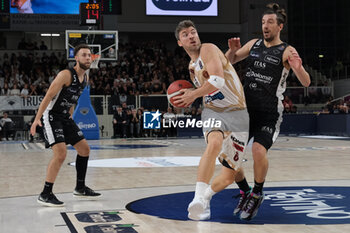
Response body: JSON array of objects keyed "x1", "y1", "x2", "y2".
[{"x1": 174, "y1": 20, "x2": 249, "y2": 220}]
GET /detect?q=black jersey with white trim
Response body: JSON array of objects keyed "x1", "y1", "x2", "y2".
[
  {"x1": 243, "y1": 39, "x2": 289, "y2": 114},
  {"x1": 46, "y1": 68, "x2": 87, "y2": 117}
]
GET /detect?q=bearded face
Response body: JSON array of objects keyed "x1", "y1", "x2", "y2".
[
  {"x1": 78, "y1": 61, "x2": 91, "y2": 70},
  {"x1": 75, "y1": 48, "x2": 92, "y2": 70}
]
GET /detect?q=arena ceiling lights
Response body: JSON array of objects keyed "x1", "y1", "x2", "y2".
[{"x1": 40, "y1": 33, "x2": 60, "y2": 37}]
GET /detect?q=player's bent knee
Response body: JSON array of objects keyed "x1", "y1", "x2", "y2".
[
  {"x1": 74, "y1": 140, "x2": 90, "y2": 156},
  {"x1": 222, "y1": 176, "x2": 235, "y2": 186},
  {"x1": 221, "y1": 166, "x2": 236, "y2": 185},
  {"x1": 78, "y1": 146, "x2": 90, "y2": 156},
  {"x1": 252, "y1": 145, "x2": 267, "y2": 160},
  {"x1": 54, "y1": 153, "x2": 67, "y2": 164},
  {"x1": 207, "y1": 132, "x2": 223, "y2": 150}
]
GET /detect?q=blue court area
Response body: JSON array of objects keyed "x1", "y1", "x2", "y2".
[
  {"x1": 68, "y1": 144, "x2": 168, "y2": 150},
  {"x1": 126, "y1": 186, "x2": 350, "y2": 225},
  {"x1": 11, "y1": 0, "x2": 88, "y2": 14}
]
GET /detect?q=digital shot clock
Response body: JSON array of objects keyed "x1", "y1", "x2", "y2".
[{"x1": 79, "y1": 3, "x2": 101, "y2": 26}]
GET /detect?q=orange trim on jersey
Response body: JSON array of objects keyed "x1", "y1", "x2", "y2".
[{"x1": 208, "y1": 89, "x2": 219, "y2": 95}]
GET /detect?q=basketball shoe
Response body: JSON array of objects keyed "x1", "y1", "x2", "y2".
[
  {"x1": 233, "y1": 189, "x2": 251, "y2": 215},
  {"x1": 73, "y1": 186, "x2": 101, "y2": 198},
  {"x1": 240, "y1": 192, "x2": 264, "y2": 220},
  {"x1": 37, "y1": 192, "x2": 64, "y2": 207},
  {"x1": 187, "y1": 197, "x2": 211, "y2": 220}
]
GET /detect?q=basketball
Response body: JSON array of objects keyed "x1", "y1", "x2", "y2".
[{"x1": 167, "y1": 80, "x2": 194, "y2": 108}]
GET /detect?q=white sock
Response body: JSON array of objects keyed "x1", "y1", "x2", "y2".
[
  {"x1": 204, "y1": 186, "x2": 216, "y2": 201},
  {"x1": 194, "y1": 182, "x2": 209, "y2": 199}
]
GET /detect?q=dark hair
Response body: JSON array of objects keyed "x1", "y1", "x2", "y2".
[
  {"x1": 263, "y1": 3, "x2": 287, "y2": 25},
  {"x1": 175, "y1": 20, "x2": 197, "y2": 40},
  {"x1": 74, "y1": 44, "x2": 90, "y2": 56}
]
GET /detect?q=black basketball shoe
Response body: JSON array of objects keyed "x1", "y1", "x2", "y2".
[
  {"x1": 37, "y1": 192, "x2": 64, "y2": 207},
  {"x1": 73, "y1": 186, "x2": 101, "y2": 198}
]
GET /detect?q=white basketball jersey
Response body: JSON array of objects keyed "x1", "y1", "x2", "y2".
[{"x1": 189, "y1": 56, "x2": 246, "y2": 112}]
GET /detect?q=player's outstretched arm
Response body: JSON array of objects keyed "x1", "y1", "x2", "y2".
[
  {"x1": 225, "y1": 38, "x2": 257, "y2": 64},
  {"x1": 30, "y1": 70, "x2": 71, "y2": 136},
  {"x1": 285, "y1": 46, "x2": 311, "y2": 87}
]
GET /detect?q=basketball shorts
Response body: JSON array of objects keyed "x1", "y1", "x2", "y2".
[
  {"x1": 248, "y1": 110, "x2": 282, "y2": 150},
  {"x1": 42, "y1": 112, "x2": 85, "y2": 148},
  {"x1": 201, "y1": 108, "x2": 249, "y2": 170}
]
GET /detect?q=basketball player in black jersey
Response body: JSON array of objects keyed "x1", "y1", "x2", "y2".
[
  {"x1": 225, "y1": 3, "x2": 310, "y2": 220},
  {"x1": 31, "y1": 44, "x2": 101, "y2": 207}
]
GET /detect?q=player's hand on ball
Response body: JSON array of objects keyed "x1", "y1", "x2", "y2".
[{"x1": 173, "y1": 89, "x2": 195, "y2": 108}]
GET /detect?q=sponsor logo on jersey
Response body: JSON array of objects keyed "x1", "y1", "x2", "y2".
[
  {"x1": 278, "y1": 44, "x2": 286, "y2": 50},
  {"x1": 193, "y1": 77, "x2": 201, "y2": 87},
  {"x1": 264, "y1": 55, "x2": 281, "y2": 65},
  {"x1": 60, "y1": 99, "x2": 73, "y2": 108},
  {"x1": 204, "y1": 90, "x2": 225, "y2": 103},
  {"x1": 254, "y1": 61, "x2": 266, "y2": 69},
  {"x1": 273, "y1": 49, "x2": 281, "y2": 55},
  {"x1": 202, "y1": 70, "x2": 209, "y2": 79},
  {"x1": 250, "y1": 51, "x2": 260, "y2": 58},
  {"x1": 280, "y1": 71, "x2": 288, "y2": 87},
  {"x1": 246, "y1": 69, "x2": 273, "y2": 84},
  {"x1": 230, "y1": 135, "x2": 245, "y2": 146},
  {"x1": 249, "y1": 82, "x2": 257, "y2": 90},
  {"x1": 199, "y1": 60, "x2": 203, "y2": 69},
  {"x1": 261, "y1": 126, "x2": 274, "y2": 134},
  {"x1": 67, "y1": 87, "x2": 78, "y2": 94}
]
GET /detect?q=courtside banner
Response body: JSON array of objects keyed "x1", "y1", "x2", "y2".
[
  {"x1": 0, "y1": 95, "x2": 43, "y2": 110},
  {"x1": 146, "y1": 0, "x2": 218, "y2": 16}
]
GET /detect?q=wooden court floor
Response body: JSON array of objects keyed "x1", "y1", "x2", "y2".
[{"x1": 0, "y1": 136, "x2": 350, "y2": 233}]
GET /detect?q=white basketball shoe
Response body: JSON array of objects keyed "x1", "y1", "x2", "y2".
[{"x1": 187, "y1": 197, "x2": 211, "y2": 220}]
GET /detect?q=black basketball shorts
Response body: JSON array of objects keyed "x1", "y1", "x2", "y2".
[
  {"x1": 42, "y1": 113, "x2": 85, "y2": 148},
  {"x1": 248, "y1": 111, "x2": 282, "y2": 150}
]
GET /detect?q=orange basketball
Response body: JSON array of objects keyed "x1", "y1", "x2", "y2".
[{"x1": 167, "y1": 80, "x2": 194, "y2": 108}]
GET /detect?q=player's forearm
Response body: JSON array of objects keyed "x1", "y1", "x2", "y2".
[
  {"x1": 192, "y1": 81, "x2": 218, "y2": 99},
  {"x1": 225, "y1": 49, "x2": 236, "y2": 64},
  {"x1": 294, "y1": 66, "x2": 311, "y2": 87}
]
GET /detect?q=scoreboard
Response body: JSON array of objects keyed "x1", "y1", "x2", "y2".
[
  {"x1": 0, "y1": 0, "x2": 9, "y2": 13},
  {"x1": 80, "y1": 3, "x2": 101, "y2": 26}
]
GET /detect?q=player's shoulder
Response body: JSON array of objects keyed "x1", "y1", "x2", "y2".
[
  {"x1": 57, "y1": 69, "x2": 71, "y2": 77},
  {"x1": 53, "y1": 69, "x2": 72, "y2": 85},
  {"x1": 282, "y1": 45, "x2": 296, "y2": 57},
  {"x1": 240, "y1": 38, "x2": 260, "y2": 52},
  {"x1": 249, "y1": 38, "x2": 260, "y2": 43},
  {"x1": 247, "y1": 38, "x2": 260, "y2": 46},
  {"x1": 200, "y1": 43, "x2": 221, "y2": 56}
]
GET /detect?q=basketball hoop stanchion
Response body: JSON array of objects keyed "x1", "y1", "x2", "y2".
[{"x1": 72, "y1": 54, "x2": 101, "y2": 140}]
